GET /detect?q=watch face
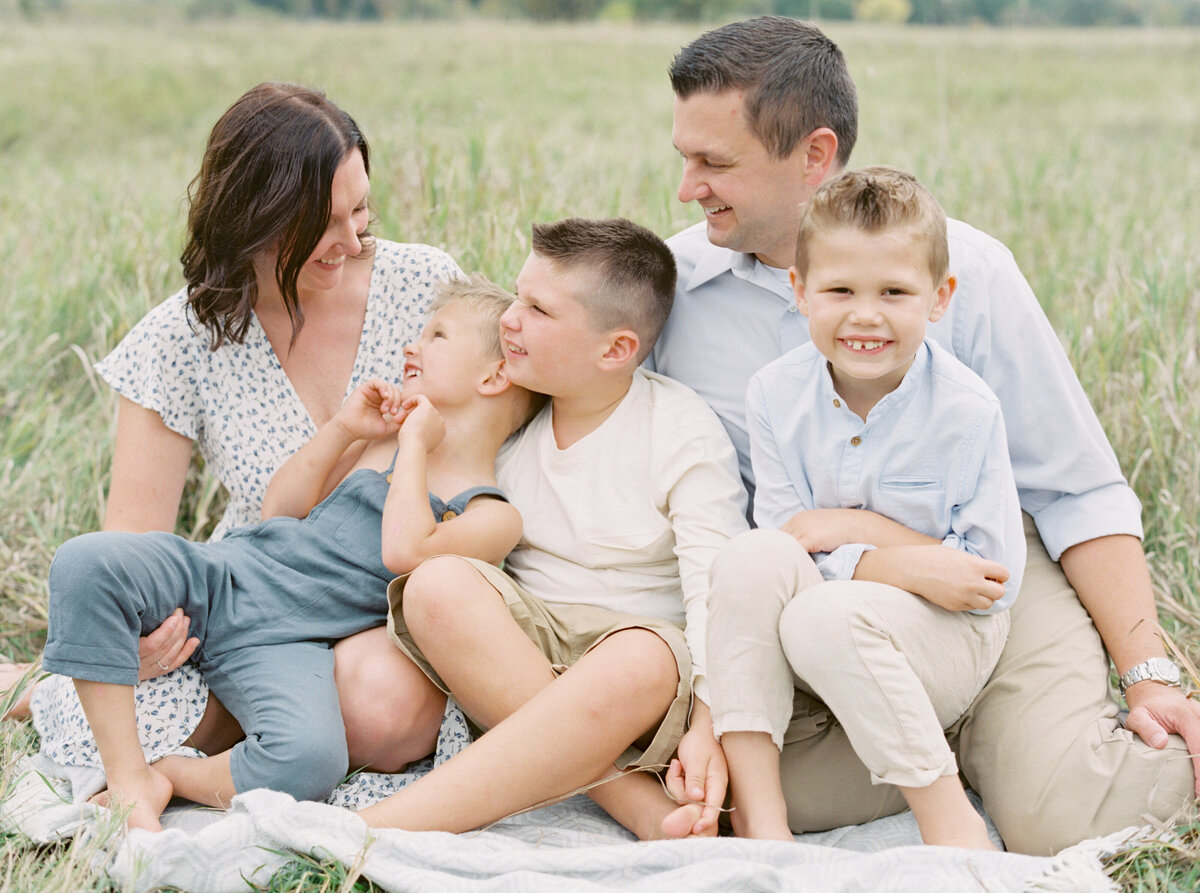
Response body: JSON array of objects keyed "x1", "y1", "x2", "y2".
[{"x1": 1150, "y1": 657, "x2": 1182, "y2": 684}]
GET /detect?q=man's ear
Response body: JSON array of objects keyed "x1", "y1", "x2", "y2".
[
  {"x1": 790, "y1": 267, "x2": 810, "y2": 317},
  {"x1": 598, "y1": 329, "x2": 640, "y2": 370},
  {"x1": 478, "y1": 358, "x2": 512, "y2": 395},
  {"x1": 928, "y1": 275, "x2": 956, "y2": 323},
  {"x1": 800, "y1": 128, "x2": 839, "y2": 186}
]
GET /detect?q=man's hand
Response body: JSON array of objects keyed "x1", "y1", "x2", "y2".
[
  {"x1": 137, "y1": 608, "x2": 199, "y2": 680},
  {"x1": 1123, "y1": 681, "x2": 1200, "y2": 795}
]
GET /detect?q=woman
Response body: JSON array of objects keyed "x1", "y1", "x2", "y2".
[{"x1": 6, "y1": 82, "x2": 451, "y2": 775}]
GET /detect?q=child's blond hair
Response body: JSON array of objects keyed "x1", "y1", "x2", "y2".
[
  {"x1": 795, "y1": 166, "x2": 948, "y2": 282},
  {"x1": 430, "y1": 274, "x2": 547, "y2": 432}
]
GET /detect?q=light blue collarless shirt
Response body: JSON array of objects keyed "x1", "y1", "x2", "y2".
[
  {"x1": 748, "y1": 340, "x2": 1025, "y2": 613},
  {"x1": 649, "y1": 218, "x2": 1141, "y2": 561}
]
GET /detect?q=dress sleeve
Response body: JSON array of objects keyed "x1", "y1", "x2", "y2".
[{"x1": 93, "y1": 291, "x2": 206, "y2": 441}]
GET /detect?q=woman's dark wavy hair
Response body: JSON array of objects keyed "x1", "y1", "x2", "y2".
[{"x1": 181, "y1": 82, "x2": 374, "y2": 350}]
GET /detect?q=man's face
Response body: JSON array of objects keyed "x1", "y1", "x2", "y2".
[{"x1": 672, "y1": 89, "x2": 813, "y2": 270}]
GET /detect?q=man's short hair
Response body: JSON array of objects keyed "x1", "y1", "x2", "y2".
[
  {"x1": 669, "y1": 16, "x2": 857, "y2": 168},
  {"x1": 530, "y1": 217, "x2": 676, "y2": 363},
  {"x1": 795, "y1": 166, "x2": 949, "y2": 283}
]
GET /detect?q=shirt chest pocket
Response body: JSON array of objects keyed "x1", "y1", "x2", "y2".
[
  {"x1": 875, "y1": 475, "x2": 949, "y2": 539},
  {"x1": 582, "y1": 523, "x2": 674, "y2": 569},
  {"x1": 878, "y1": 476, "x2": 943, "y2": 491}
]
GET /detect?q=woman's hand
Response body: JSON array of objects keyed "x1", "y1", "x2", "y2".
[{"x1": 137, "y1": 608, "x2": 200, "y2": 680}]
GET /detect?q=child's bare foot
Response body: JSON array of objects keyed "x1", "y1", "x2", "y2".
[
  {"x1": 1, "y1": 661, "x2": 37, "y2": 720},
  {"x1": 901, "y1": 776, "x2": 999, "y2": 850},
  {"x1": 729, "y1": 807, "x2": 794, "y2": 841},
  {"x1": 919, "y1": 811, "x2": 998, "y2": 850},
  {"x1": 91, "y1": 766, "x2": 174, "y2": 833},
  {"x1": 658, "y1": 801, "x2": 709, "y2": 839}
]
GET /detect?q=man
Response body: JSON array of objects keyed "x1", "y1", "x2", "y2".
[{"x1": 648, "y1": 15, "x2": 1198, "y2": 856}]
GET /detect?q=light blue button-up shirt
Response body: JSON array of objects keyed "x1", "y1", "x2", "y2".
[
  {"x1": 648, "y1": 218, "x2": 1142, "y2": 561},
  {"x1": 748, "y1": 339, "x2": 1025, "y2": 613}
]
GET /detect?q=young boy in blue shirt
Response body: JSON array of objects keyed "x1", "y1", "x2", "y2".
[{"x1": 706, "y1": 167, "x2": 1025, "y2": 849}]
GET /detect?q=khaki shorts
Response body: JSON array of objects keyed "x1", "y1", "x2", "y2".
[{"x1": 387, "y1": 556, "x2": 693, "y2": 769}]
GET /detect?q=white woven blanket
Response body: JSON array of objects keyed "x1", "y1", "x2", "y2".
[{"x1": 1, "y1": 748, "x2": 1131, "y2": 892}]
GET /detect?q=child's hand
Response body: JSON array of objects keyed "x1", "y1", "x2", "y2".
[
  {"x1": 781, "y1": 508, "x2": 860, "y2": 553},
  {"x1": 395, "y1": 395, "x2": 446, "y2": 453},
  {"x1": 906, "y1": 545, "x2": 1008, "y2": 612},
  {"x1": 334, "y1": 379, "x2": 405, "y2": 441}
]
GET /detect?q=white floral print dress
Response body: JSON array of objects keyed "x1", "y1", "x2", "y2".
[{"x1": 33, "y1": 241, "x2": 471, "y2": 801}]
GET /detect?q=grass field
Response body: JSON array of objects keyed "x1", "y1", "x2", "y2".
[{"x1": 1, "y1": 10, "x2": 1199, "y2": 890}]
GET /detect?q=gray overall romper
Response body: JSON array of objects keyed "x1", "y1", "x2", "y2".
[{"x1": 43, "y1": 453, "x2": 506, "y2": 801}]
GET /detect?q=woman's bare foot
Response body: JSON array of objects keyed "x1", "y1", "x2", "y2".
[
  {"x1": 90, "y1": 766, "x2": 174, "y2": 833},
  {"x1": 0, "y1": 661, "x2": 37, "y2": 720}
]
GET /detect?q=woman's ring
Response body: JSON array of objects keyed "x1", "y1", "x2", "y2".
[{"x1": 155, "y1": 659, "x2": 170, "y2": 671}]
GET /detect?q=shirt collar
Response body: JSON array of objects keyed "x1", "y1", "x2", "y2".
[
  {"x1": 686, "y1": 241, "x2": 794, "y2": 304},
  {"x1": 685, "y1": 240, "x2": 738, "y2": 290},
  {"x1": 820, "y1": 340, "x2": 933, "y2": 422}
]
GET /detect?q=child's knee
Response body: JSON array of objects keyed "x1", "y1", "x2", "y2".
[
  {"x1": 778, "y1": 589, "x2": 852, "y2": 662},
  {"x1": 48, "y1": 532, "x2": 114, "y2": 600},
  {"x1": 234, "y1": 726, "x2": 349, "y2": 801},
  {"x1": 401, "y1": 556, "x2": 492, "y2": 632},
  {"x1": 598, "y1": 628, "x2": 680, "y2": 706},
  {"x1": 713, "y1": 529, "x2": 792, "y2": 578},
  {"x1": 711, "y1": 529, "x2": 816, "y2": 601}
]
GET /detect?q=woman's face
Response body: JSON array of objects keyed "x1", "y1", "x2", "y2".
[
  {"x1": 296, "y1": 149, "x2": 370, "y2": 297},
  {"x1": 256, "y1": 149, "x2": 370, "y2": 304}
]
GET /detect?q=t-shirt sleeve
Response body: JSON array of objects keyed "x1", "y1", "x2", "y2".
[
  {"x1": 661, "y1": 395, "x2": 750, "y2": 705},
  {"x1": 93, "y1": 292, "x2": 205, "y2": 441}
]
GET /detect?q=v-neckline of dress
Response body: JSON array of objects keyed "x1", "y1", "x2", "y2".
[{"x1": 245, "y1": 253, "x2": 380, "y2": 432}]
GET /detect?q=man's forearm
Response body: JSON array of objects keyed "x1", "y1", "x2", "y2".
[{"x1": 1059, "y1": 534, "x2": 1164, "y2": 675}]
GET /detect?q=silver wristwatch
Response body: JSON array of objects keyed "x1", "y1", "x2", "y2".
[{"x1": 1118, "y1": 657, "x2": 1182, "y2": 695}]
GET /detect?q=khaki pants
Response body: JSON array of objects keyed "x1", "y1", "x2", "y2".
[
  {"x1": 387, "y1": 556, "x2": 693, "y2": 771},
  {"x1": 708, "y1": 519, "x2": 1194, "y2": 855}
]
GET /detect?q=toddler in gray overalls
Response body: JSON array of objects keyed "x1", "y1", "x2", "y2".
[
  {"x1": 44, "y1": 458, "x2": 504, "y2": 801},
  {"x1": 40, "y1": 276, "x2": 536, "y2": 830}
]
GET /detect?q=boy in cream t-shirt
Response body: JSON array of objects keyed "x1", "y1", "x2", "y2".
[{"x1": 359, "y1": 217, "x2": 749, "y2": 840}]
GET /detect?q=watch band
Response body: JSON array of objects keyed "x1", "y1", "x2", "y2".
[{"x1": 1118, "y1": 658, "x2": 1182, "y2": 694}]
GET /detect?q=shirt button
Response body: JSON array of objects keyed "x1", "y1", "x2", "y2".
[
  {"x1": 442, "y1": 510, "x2": 458, "y2": 521},
  {"x1": 850, "y1": 436, "x2": 862, "y2": 446},
  {"x1": 832, "y1": 398, "x2": 841, "y2": 408}
]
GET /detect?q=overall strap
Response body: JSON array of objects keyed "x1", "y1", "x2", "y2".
[{"x1": 429, "y1": 485, "x2": 509, "y2": 522}]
